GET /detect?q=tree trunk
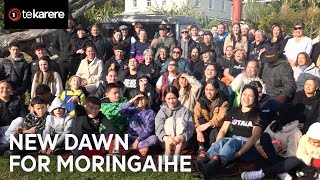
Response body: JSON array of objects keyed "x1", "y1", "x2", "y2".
[{"x1": 0, "y1": 0, "x2": 104, "y2": 50}]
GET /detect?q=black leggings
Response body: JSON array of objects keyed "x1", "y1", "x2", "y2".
[{"x1": 260, "y1": 133, "x2": 304, "y2": 177}]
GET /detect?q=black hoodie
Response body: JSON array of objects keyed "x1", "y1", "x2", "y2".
[{"x1": 293, "y1": 90, "x2": 320, "y2": 134}]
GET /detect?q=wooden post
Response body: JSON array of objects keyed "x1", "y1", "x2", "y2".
[{"x1": 232, "y1": 0, "x2": 242, "y2": 24}]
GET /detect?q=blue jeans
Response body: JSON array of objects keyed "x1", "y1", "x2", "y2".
[
  {"x1": 317, "y1": 169, "x2": 320, "y2": 180},
  {"x1": 207, "y1": 137, "x2": 259, "y2": 165}
]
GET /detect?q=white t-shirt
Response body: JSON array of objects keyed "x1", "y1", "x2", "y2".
[
  {"x1": 284, "y1": 36, "x2": 313, "y2": 61},
  {"x1": 156, "y1": 75, "x2": 176, "y2": 87}
]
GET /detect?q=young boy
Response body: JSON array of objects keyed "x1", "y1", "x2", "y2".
[
  {"x1": 41, "y1": 97, "x2": 73, "y2": 155},
  {"x1": 72, "y1": 96, "x2": 117, "y2": 157},
  {"x1": 101, "y1": 83, "x2": 128, "y2": 135},
  {"x1": 11, "y1": 97, "x2": 48, "y2": 154},
  {"x1": 0, "y1": 80, "x2": 26, "y2": 154},
  {"x1": 60, "y1": 75, "x2": 86, "y2": 117}
]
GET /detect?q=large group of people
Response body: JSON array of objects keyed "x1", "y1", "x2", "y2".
[{"x1": 0, "y1": 13, "x2": 320, "y2": 180}]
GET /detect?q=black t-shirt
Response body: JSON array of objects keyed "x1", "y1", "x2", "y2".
[
  {"x1": 123, "y1": 74, "x2": 137, "y2": 98},
  {"x1": 229, "y1": 59, "x2": 246, "y2": 77},
  {"x1": 226, "y1": 107, "x2": 262, "y2": 138}
]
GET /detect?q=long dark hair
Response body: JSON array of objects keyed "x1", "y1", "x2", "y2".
[
  {"x1": 164, "y1": 85, "x2": 179, "y2": 99},
  {"x1": 239, "y1": 84, "x2": 261, "y2": 124},
  {"x1": 271, "y1": 23, "x2": 283, "y2": 40},
  {"x1": 231, "y1": 23, "x2": 242, "y2": 43},
  {"x1": 112, "y1": 29, "x2": 122, "y2": 45},
  {"x1": 35, "y1": 59, "x2": 55, "y2": 84},
  {"x1": 173, "y1": 71, "x2": 191, "y2": 100}
]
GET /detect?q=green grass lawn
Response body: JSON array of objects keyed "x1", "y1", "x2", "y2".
[{"x1": 0, "y1": 156, "x2": 243, "y2": 180}]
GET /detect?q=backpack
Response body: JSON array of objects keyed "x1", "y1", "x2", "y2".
[{"x1": 63, "y1": 90, "x2": 83, "y2": 114}]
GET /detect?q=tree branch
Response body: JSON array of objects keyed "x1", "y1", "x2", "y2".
[
  {"x1": 69, "y1": 0, "x2": 91, "y2": 10},
  {"x1": 72, "y1": 0, "x2": 104, "y2": 18},
  {"x1": 0, "y1": 29, "x2": 57, "y2": 50}
]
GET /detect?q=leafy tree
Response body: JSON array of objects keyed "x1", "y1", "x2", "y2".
[
  {"x1": 84, "y1": 0, "x2": 125, "y2": 25},
  {"x1": 243, "y1": 1, "x2": 320, "y2": 38}
]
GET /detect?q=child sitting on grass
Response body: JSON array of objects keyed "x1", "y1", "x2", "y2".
[
  {"x1": 41, "y1": 97, "x2": 73, "y2": 155},
  {"x1": 13, "y1": 97, "x2": 48, "y2": 154},
  {"x1": 296, "y1": 122, "x2": 320, "y2": 179},
  {"x1": 101, "y1": 83, "x2": 128, "y2": 135},
  {"x1": 72, "y1": 96, "x2": 117, "y2": 157},
  {"x1": 60, "y1": 75, "x2": 86, "y2": 117},
  {"x1": 120, "y1": 92, "x2": 157, "y2": 156}
]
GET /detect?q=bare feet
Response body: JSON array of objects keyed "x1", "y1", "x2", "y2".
[{"x1": 139, "y1": 147, "x2": 149, "y2": 156}]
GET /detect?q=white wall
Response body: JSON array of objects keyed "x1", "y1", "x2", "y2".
[{"x1": 124, "y1": 0, "x2": 231, "y2": 20}]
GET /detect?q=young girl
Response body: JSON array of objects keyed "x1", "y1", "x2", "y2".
[
  {"x1": 155, "y1": 86, "x2": 194, "y2": 161},
  {"x1": 41, "y1": 97, "x2": 73, "y2": 155},
  {"x1": 120, "y1": 92, "x2": 157, "y2": 156},
  {"x1": 31, "y1": 58, "x2": 63, "y2": 98},
  {"x1": 60, "y1": 75, "x2": 86, "y2": 117}
]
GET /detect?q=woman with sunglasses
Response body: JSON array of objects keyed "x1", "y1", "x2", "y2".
[
  {"x1": 156, "y1": 59, "x2": 178, "y2": 101},
  {"x1": 172, "y1": 71, "x2": 202, "y2": 113},
  {"x1": 160, "y1": 46, "x2": 192, "y2": 74},
  {"x1": 195, "y1": 84, "x2": 263, "y2": 179},
  {"x1": 284, "y1": 22, "x2": 313, "y2": 67}
]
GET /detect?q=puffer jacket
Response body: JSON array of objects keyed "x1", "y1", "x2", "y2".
[
  {"x1": 293, "y1": 63, "x2": 320, "y2": 92},
  {"x1": 160, "y1": 58, "x2": 191, "y2": 75},
  {"x1": 296, "y1": 134, "x2": 320, "y2": 166},
  {"x1": 262, "y1": 59, "x2": 297, "y2": 99},
  {"x1": 0, "y1": 56, "x2": 30, "y2": 93}
]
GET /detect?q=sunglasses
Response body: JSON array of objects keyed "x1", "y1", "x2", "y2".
[
  {"x1": 294, "y1": 27, "x2": 303, "y2": 30},
  {"x1": 172, "y1": 51, "x2": 181, "y2": 54},
  {"x1": 181, "y1": 31, "x2": 188, "y2": 34},
  {"x1": 168, "y1": 64, "x2": 177, "y2": 66}
]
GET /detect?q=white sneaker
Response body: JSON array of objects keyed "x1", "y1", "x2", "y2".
[
  {"x1": 241, "y1": 169, "x2": 265, "y2": 180},
  {"x1": 277, "y1": 172, "x2": 292, "y2": 180}
]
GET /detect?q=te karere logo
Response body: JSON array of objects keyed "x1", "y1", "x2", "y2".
[{"x1": 8, "y1": 8, "x2": 65, "y2": 22}]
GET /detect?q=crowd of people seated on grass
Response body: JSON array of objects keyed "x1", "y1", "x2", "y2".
[{"x1": 1, "y1": 13, "x2": 320, "y2": 180}]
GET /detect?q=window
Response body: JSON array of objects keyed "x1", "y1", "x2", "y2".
[
  {"x1": 133, "y1": 0, "x2": 137, "y2": 7},
  {"x1": 195, "y1": 0, "x2": 200, "y2": 7},
  {"x1": 220, "y1": 0, "x2": 226, "y2": 11},
  {"x1": 209, "y1": 0, "x2": 213, "y2": 9},
  {"x1": 147, "y1": 0, "x2": 151, "y2": 6},
  {"x1": 162, "y1": 0, "x2": 166, "y2": 6}
]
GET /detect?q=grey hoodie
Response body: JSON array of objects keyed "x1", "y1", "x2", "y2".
[
  {"x1": 43, "y1": 97, "x2": 73, "y2": 146},
  {"x1": 155, "y1": 101, "x2": 194, "y2": 142}
]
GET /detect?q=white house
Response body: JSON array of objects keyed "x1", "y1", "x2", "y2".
[{"x1": 124, "y1": 0, "x2": 232, "y2": 21}]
